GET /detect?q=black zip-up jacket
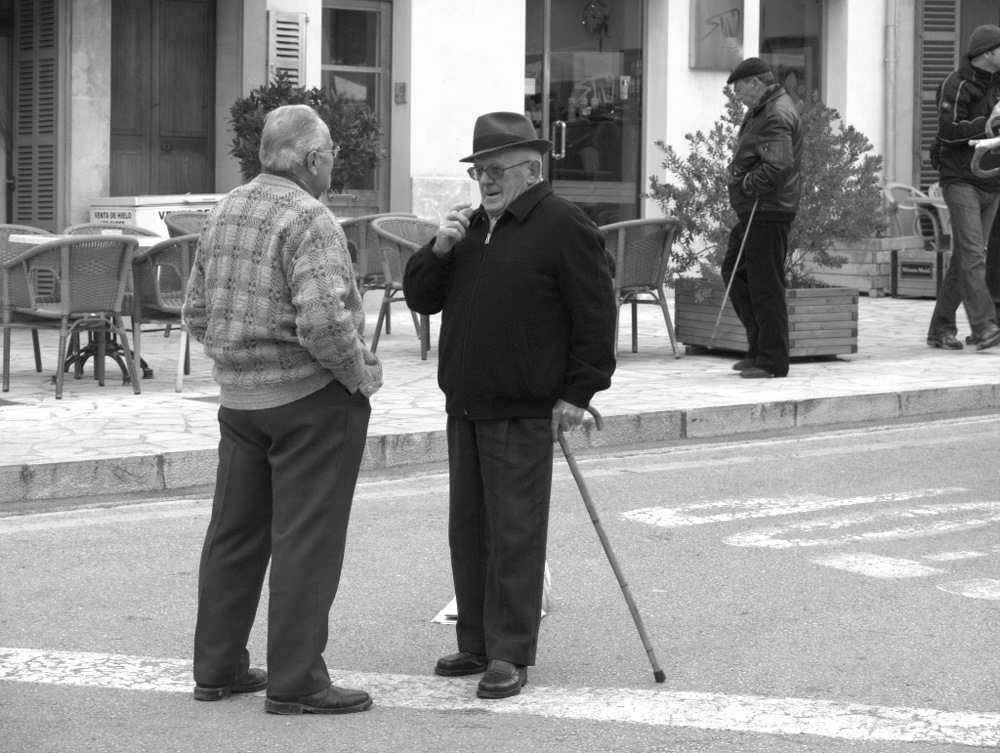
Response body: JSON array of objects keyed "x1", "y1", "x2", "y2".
[
  {"x1": 934, "y1": 58, "x2": 1000, "y2": 192},
  {"x1": 727, "y1": 84, "x2": 803, "y2": 222},
  {"x1": 403, "y1": 181, "x2": 616, "y2": 420}
]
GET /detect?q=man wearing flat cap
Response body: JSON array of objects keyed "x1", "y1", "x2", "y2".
[
  {"x1": 404, "y1": 111, "x2": 617, "y2": 698},
  {"x1": 925, "y1": 24, "x2": 1000, "y2": 352},
  {"x1": 723, "y1": 56, "x2": 803, "y2": 378}
]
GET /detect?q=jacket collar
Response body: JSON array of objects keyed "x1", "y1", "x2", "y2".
[
  {"x1": 745, "y1": 84, "x2": 786, "y2": 119},
  {"x1": 470, "y1": 181, "x2": 553, "y2": 227}
]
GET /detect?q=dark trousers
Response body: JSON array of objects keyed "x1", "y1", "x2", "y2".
[
  {"x1": 193, "y1": 381, "x2": 371, "y2": 697},
  {"x1": 446, "y1": 415, "x2": 553, "y2": 667},
  {"x1": 721, "y1": 217, "x2": 791, "y2": 377}
]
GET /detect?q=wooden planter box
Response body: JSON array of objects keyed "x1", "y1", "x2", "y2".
[
  {"x1": 799, "y1": 236, "x2": 925, "y2": 298},
  {"x1": 674, "y1": 279, "x2": 859, "y2": 358}
]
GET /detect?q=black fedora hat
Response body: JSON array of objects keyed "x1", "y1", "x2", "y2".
[{"x1": 460, "y1": 111, "x2": 553, "y2": 163}]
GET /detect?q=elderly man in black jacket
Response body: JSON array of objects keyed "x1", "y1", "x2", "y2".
[
  {"x1": 722, "y1": 57, "x2": 803, "y2": 378},
  {"x1": 404, "y1": 111, "x2": 617, "y2": 699}
]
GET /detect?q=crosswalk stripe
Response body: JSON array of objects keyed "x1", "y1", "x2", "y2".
[{"x1": 1, "y1": 648, "x2": 998, "y2": 747}]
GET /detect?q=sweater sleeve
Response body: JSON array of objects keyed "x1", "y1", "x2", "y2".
[
  {"x1": 182, "y1": 247, "x2": 208, "y2": 344},
  {"x1": 403, "y1": 240, "x2": 452, "y2": 315},
  {"x1": 289, "y1": 219, "x2": 383, "y2": 396}
]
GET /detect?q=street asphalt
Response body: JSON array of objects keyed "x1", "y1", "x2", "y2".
[{"x1": 0, "y1": 291, "x2": 997, "y2": 506}]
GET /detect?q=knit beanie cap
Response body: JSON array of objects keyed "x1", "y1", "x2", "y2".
[{"x1": 968, "y1": 25, "x2": 1000, "y2": 59}]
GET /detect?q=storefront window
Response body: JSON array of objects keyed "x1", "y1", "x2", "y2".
[{"x1": 759, "y1": 0, "x2": 822, "y2": 112}]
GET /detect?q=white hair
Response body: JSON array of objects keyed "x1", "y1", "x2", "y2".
[{"x1": 259, "y1": 104, "x2": 330, "y2": 172}]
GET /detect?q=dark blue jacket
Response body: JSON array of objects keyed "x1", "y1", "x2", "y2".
[{"x1": 403, "y1": 182, "x2": 616, "y2": 420}]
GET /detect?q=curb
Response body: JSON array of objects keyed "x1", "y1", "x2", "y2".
[{"x1": 2, "y1": 383, "x2": 997, "y2": 506}]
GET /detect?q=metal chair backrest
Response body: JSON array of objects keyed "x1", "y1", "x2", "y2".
[
  {"x1": 133, "y1": 234, "x2": 198, "y2": 314},
  {"x1": 63, "y1": 222, "x2": 161, "y2": 237},
  {"x1": 599, "y1": 218, "x2": 678, "y2": 292},
  {"x1": 163, "y1": 211, "x2": 209, "y2": 238},
  {"x1": 3, "y1": 235, "x2": 138, "y2": 316},
  {"x1": 370, "y1": 216, "x2": 438, "y2": 285}
]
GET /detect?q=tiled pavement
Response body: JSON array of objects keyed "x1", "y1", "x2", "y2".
[{"x1": 0, "y1": 292, "x2": 997, "y2": 505}]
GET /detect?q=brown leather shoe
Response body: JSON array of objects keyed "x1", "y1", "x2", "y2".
[
  {"x1": 193, "y1": 667, "x2": 267, "y2": 701},
  {"x1": 264, "y1": 685, "x2": 373, "y2": 715},
  {"x1": 731, "y1": 357, "x2": 755, "y2": 371},
  {"x1": 435, "y1": 651, "x2": 488, "y2": 677},
  {"x1": 476, "y1": 659, "x2": 527, "y2": 699}
]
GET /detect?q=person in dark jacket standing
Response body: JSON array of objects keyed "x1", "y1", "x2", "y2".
[
  {"x1": 722, "y1": 57, "x2": 803, "y2": 378},
  {"x1": 404, "y1": 111, "x2": 616, "y2": 699},
  {"x1": 926, "y1": 24, "x2": 1000, "y2": 352}
]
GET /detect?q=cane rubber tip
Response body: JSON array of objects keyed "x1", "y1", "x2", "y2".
[{"x1": 653, "y1": 670, "x2": 666, "y2": 683}]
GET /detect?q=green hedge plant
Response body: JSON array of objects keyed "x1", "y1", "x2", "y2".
[
  {"x1": 228, "y1": 70, "x2": 384, "y2": 195},
  {"x1": 649, "y1": 88, "x2": 887, "y2": 290}
]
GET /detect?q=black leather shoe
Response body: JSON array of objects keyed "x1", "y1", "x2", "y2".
[
  {"x1": 476, "y1": 659, "x2": 527, "y2": 699},
  {"x1": 193, "y1": 667, "x2": 267, "y2": 701},
  {"x1": 975, "y1": 326, "x2": 1000, "y2": 351},
  {"x1": 265, "y1": 685, "x2": 373, "y2": 715},
  {"x1": 927, "y1": 334, "x2": 964, "y2": 350},
  {"x1": 731, "y1": 357, "x2": 755, "y2": 371},
  {"x1": 435, "y1": 651, "x2": 488, "y2": 677},
  {"x1": 739, "y1": 366, "x2": 775, "y2": 379}
]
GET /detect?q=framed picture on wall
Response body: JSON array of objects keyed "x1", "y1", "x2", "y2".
[{"x1": 689, "y1": 0, "x2": 744, "y2": 70}]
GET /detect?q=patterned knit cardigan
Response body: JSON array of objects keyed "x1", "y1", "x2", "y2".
[{"x1": 182, "y1": 174, "x2": 383, "y2": 409}]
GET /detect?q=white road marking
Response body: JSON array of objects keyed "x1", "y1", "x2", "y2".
[
  {"x1": 623, "y1": 488, "x2": 964, "y2": 528},
  {"x1": 924, "y1": 551, "x2": 990, "y2": 562},
  {"x1": 725, "y1": 502, "x2": 1000, "y2": 549},
  {"x1": 937, "y1": 579, "x2": 1000, "y2": 601},
  {"x1": 1, "y1": 648, "x2": 998, "y2": 747},
  {"x1": 809, "y1": 553, "x2": 946, "y2": 578}
]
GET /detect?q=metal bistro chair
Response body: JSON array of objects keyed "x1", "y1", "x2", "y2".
[
  {"x1": 599, "y1": 217, "x2": 681, "y2": 359},
  {"x1": 2, "y1": 234, "x2": 140, "y2": 399},
  {"x1": 163, "y1": 211, "x2": 209, "y2": 238},
  {"x1": 339, "y1": 212, "x2": 417, "y2": 297},
  {"x1": 0, "y1": 225, "x2": 54, "y2": 374},
  {"x1": 883, "y1": 182, "x2": 946, "y2": 251},
  {"x1": 369, "y1": 216, "x2": 439, "y2": 359},
  {"x1": 132, "y1": 234, "x2": 198, "y2": 392}
]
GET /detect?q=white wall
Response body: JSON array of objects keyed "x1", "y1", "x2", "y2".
[{"x1": 402, "y1": 0, "x2": 526, "y2": 219}]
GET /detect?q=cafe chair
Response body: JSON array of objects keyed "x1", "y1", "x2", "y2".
[
  {"x1": 339, "y1": 212, "x2": 417, "y2": 297},
  {"x1": 2, "y1": 234, "x2": 140, "y2": 399},
  {"x1": 63, "y1": 222, "x2": 161, "y2": 237},
  {"x1": 883, "y1": 182, "x2": 947, "y2": 251},
  {"x1": 132, "y1": 234, "x2": 197, "y2": 392},
  {"x1": 0, "y1": 225, "x2": 54, "y2": 374},
  {"x1": 163, "y1": 211, "x2": 209, "y2": 238},
  {"x1": 599, "y1": 217, "x2": 681, "y2": 359},
  {"x1": 369, "y1": 216, "x2": 438, "y2": 359}
]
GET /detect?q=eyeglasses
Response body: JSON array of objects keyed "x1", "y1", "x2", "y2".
[
  {"x1": 467, "y1": 160, "x2": 533, "y2": 181},
  {"x1": 316, "y1": 145, "x2": 341, "y2": 159}
]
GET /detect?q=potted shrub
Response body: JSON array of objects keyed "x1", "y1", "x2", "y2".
[
  {"x1": 649, "y1": 89, "x2": 888, "y2": 357},
  {"x1": 228, "y1": 70, "x2": 384, "y2": 199}
]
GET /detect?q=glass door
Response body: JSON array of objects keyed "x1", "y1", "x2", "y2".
[{"x1": 525, "y1": 0, "x2": 644, "y2": 225}]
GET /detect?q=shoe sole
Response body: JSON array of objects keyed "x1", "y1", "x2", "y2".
[
  {"x1": 927, "y1": 340, "x2": 963, "y2": 350},
  {"x1": 193, "y1": 679, "x2": 268, "y2": 701},
  {"x1": 264, "y1": 697, "x2": 374, "y2": 715},
  {"x1": 434, "y1": 665, "x2": 488, "y2": 677}
]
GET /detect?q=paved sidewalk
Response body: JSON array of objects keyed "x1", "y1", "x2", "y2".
[{"x1": 0, "y1": 293, "x2": 997, "y2": 505}]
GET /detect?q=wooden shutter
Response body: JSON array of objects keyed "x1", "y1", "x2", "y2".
[
  {"x1": 268, "y1": 11, "x2": 306, "y2": 85},
  {"x1": 916, "y1": 0, "x2": 959, "y2": 190},
  {"x1": 13, "y1": 0, "x2": 58, "y2": 231}
]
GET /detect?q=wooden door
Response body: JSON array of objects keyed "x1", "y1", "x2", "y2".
[{"x1": 111, "y1": 0, "x2": 215, "y2": 196}]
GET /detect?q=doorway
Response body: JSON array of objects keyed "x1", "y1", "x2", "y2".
[
  {"x1": 110, "y1": 0, "x2": 216, "y2": 196},
  {"x1": 525, "y1": 0, "x2": 645, "y2": 225}
]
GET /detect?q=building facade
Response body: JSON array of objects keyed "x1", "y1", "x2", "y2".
[{"x1": 2, "y1": 0, "x2": 995, "y2": 232}]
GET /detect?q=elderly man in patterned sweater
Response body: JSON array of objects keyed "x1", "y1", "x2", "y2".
[{"x1": 183, "y1": 104, "x2": 382, "y2": 716}]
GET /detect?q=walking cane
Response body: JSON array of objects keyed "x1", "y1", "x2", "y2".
[
  {"x1": 709, "y1": 198, "x2": 759, "y2": 349},
  {"x1": 558, "y1": 406, "x2": 666, "y2": 683}
]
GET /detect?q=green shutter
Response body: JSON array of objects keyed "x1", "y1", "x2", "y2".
[
  {"x1": 916, "y1": 0, "x2": 958, "y2": 190},
  {"x1": 13, "y1": 0, "x2": 58, "y2": 231}
]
